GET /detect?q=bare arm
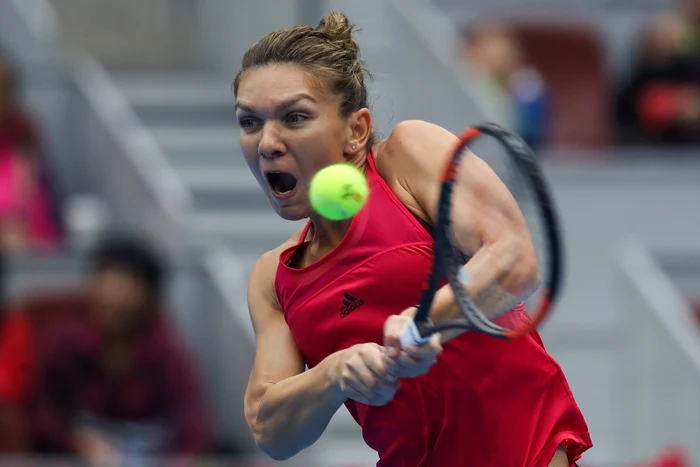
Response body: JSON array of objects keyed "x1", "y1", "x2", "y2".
[
  {"x1": 244, "y1": 250, "x2": 347, "y2": 461},
  {"x1": 380, "y1": 120, "x2": 540, "y2": 341}
]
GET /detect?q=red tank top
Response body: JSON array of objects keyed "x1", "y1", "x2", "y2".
[{"x1": 275, "y1": 153, "x2": 592, "y2": 466}]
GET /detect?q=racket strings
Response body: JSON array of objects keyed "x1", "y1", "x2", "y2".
[{"x1": 451, "y1": 129, "x2": 558, "y2": 336}]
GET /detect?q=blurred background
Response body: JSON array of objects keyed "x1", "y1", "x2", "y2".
[{"x1": 0, "y1": 0, "x2": 699, "y2": 466}]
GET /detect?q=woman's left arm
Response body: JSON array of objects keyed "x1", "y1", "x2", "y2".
[{"x1": 380, "y1": 120, "x2": 540, "y2": 343}]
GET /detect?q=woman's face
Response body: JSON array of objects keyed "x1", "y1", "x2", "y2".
[{"x1": 235, "y1": 63, "x2": 357, "y2": 221}]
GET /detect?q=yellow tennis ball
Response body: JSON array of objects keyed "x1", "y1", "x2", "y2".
[{"x1": 309, "y1": 164, "x2": 369, "y2": 221}]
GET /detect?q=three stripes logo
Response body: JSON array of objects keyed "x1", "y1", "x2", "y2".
[{"x1": 340, "y1": 292, "x2": 364, "y2": 318}]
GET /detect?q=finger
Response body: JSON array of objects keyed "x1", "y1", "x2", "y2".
[
  {"x1": 342, "y1": 379, "x2": 373, "y2": 404},
  {"x1": 387, "y1": 352, "x2": 419, "y2": 373},
  {"x1": 345, "y1": 358, "x2": 378, "y2": 398},
  {"x1": 348, "y1": 357, "x2": 396, "y2": 396},
  {"x1": 383, "y1": 316, "x2": 405, "y2": 357},
  {"x1": 346, "y1": 368, "x2": 396, "y2": 405},
  {"x1": 364, "y1": 348, "x2": 397, "y2": 383},
  {"x1": 342, "y1": 369, "x2": 375, "y2": 402},
  {"x1": 356, "y1": 352, "x2": 400, "y2": 398},
  {"x1": 403, "y1": 336, "x2": 442, "y2": 359},
  {"x1": 373, "y1": 381, "x2": 400, "y2": 405}
]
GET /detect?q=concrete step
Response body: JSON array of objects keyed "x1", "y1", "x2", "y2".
[
  {"x1": 164, "y1": 147, "x2": 245, "y2": 169},
  {"x1": 113, "y1": 71, "x2": 236, "y2": 126},
  {"x1": 151, "y1": 125, "x2": 240, "y2": 154},
  {"x1": 194, "y1": 210, "x2": 305, "y2": 253},
  {"x1": 178, "y1": 167, "x2": 270, "y2": 211}
]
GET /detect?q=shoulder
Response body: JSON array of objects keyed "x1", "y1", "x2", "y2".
[
  {"x1": 377, "y1": 120, "x2": 458, "y2": 167},
  {"x1": 373, "y1": 120, "x2": 459, "y2": 220},
  {"x1": 248, "y1": 241, "x2": 294, "y2": 311},
  {"x1": 375, "y1": 120, "x2": 460, "y2": 187}
]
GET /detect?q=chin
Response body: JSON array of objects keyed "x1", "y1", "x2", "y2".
[{"x1": 271, "y1": 202, "x2": 311, "y2": 222}]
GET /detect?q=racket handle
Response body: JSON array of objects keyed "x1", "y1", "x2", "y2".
[{"x1": 399, "y1": 320, "x2": 431, "y2": 348}]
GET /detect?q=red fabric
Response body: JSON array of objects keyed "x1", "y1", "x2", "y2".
[
  {"x1": 0, "y1": 107, "x2": 59, "y2": 250},
  {"x1": 274, "y1": 152, "x2": 592, "y2": 467},
  {"x1": 0, "y1": 312, "x2": 35, "y2": 405},
  {"x1": 638, "y1": 84, "x2": 684, "y2": 133}
]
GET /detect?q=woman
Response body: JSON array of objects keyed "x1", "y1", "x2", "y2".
[{"x1": 236, "y1": 12, "x2": 591, "y2": 467}]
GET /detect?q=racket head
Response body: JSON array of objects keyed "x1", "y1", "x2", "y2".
[
  {"x1": 455, "y1": 123, "x2": 562, "y2": 338},
  {"x1": 413, "y1": 123, "x2": 563, "y2": 340}
]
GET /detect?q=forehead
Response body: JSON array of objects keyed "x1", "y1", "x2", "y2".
[{"x1": 236, "y1": 63, "x2": 327, "y2": 110}]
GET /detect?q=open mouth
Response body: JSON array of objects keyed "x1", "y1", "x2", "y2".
[{"x1": 265, "y1": 171, "x2": 298, "y2": 196}]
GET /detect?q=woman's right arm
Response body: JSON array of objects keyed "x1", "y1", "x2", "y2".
[
  {"x1": 244, "y1": 250, "x2": 348, "y2": 461},
  {"x1": 246, "y1": 249, "x2": 401, "y2": 460}
]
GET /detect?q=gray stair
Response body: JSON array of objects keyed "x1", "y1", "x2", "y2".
[
  {"x1": 151, "y1": 126, "x2": 240, "y2": 155},
  {"x1": 178, "y1": 167, "x2": 271, "y2": 211},
  {"x1": 112, "y1": 69, "x2": 293, "y2": 255},
  {"x1": 113, "y1": 71, "x2": 236, "y2": 126},
  {"x1": 164, "y1": 147, "x2": 245, "y2": 169},
  {"x1": 194, "y1": 210, "x2": 305, "y2": 253}
]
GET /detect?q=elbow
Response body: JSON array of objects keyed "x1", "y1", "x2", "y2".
[
  {"x1": 253, "y1": 433, "x2": 297, "y2": 461},
  {"x1": 248, "y1": 416, "x2": 298, "y2": 461}
]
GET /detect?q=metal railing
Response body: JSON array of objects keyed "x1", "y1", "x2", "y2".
[
  {"x1": 615, "y1": 239, "x2": 700, "y2": 464},
  {"x1": 70, "y1": 54, "x2": 194, "y2": 253}
]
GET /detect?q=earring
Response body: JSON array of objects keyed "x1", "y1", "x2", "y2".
[{"x1": 352, "y1": 145, "x2": 357, "y2": 150}]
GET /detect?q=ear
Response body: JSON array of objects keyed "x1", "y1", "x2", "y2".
[{"x1": 345, "y1": 108, "x2": 373, "y2": 156}]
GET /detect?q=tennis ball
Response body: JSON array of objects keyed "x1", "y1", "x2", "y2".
[{"x1": 309, "y1": 164, "x2": 369, "y2": 221}]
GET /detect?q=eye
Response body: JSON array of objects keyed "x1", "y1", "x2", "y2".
[
  {"x1": 238, "y1": 117, "x2": 260, "y2": 130},
  {"x1": 285, "y1": 113, "x2": 307, "y2": 125}
]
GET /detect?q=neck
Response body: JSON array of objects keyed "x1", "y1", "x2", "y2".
[{"x1": 308, "y1": 215, "x2": 353, "y2": 250}]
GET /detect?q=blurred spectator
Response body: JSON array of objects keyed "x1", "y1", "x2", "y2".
[
  {"x1": 0, "y1": 248, "x2": 35, "y2": 452},
  {"x1": 27, "y1": 236, "x2": 210, "y2": 464},
  {"x1": 460, "y1": 23, "x2": 549, "y2": 150},
  {"x1": 615, "y1": 0, "x2": 700, "y2": 145},
  {"x1": 0, "y1": 51, "x2": 60, "y2": 253}
]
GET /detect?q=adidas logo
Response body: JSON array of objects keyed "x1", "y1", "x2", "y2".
[{"x1": 340, "y1": 292, "x2": 364, "y2": 318}]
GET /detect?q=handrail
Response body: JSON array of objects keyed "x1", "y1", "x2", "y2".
[
  {"x1": 72, "y1": 54, "x2": 195, "y2": 235},
  {"x1": 614, "y1": 239, "x2": 700, "y2": 463},
  {"x1": 617, "y1": 240, "x2": 700, "y2": 373},
  {"x1": 7, "y1": 0, "x2": 60, "y2": 45},
  {"x1": 202, "y1": 243, "x2": 255, "y2": 343}
]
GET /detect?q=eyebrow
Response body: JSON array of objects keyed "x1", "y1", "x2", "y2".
[{"x1": 235, "y1": 93, "x2": 317, "y2": 113}]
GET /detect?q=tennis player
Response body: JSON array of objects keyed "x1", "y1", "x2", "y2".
[{"x1": 237, "y1": 12, "x2": 592, "y2": 467}]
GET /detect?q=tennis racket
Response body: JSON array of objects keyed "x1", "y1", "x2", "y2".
[{"x1": 399, "y1": 122, "x2": 563, "y2": 346}]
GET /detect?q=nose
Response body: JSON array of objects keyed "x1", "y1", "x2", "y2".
[{"x1": 258, "y1": 122, "x2": 286, "y2": 159}]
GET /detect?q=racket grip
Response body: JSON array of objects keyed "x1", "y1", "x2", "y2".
[{"x1": 399, "y1": 320, "x2": 431, "y2": 348}]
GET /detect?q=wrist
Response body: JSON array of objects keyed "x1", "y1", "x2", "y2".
[
  {"x1": 325, "y1": 349, "x2": 350, "y2": 404},
  {"x1": 430, "y1": 285, "x2": 458, "y2": 322}
]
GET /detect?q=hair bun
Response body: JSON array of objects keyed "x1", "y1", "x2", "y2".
[{"x1": 317, "y1": 12, "x2": 357, "y2": 47}]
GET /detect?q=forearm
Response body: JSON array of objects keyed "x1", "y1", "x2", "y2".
[
  {"x1": 430, "y1": 238, "x2": 538, "y2": 342},
  {"x1": 249, "y1": 352, "x2": 347, "y2": 460}
]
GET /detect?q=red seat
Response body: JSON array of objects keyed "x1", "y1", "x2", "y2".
[{"x1": 511, "y1": 22, "x2": 612, "y2": 150}]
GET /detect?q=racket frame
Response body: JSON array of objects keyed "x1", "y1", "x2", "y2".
[{"x1": 404, "y1": 123, "x2": 563, "y2": 343}]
